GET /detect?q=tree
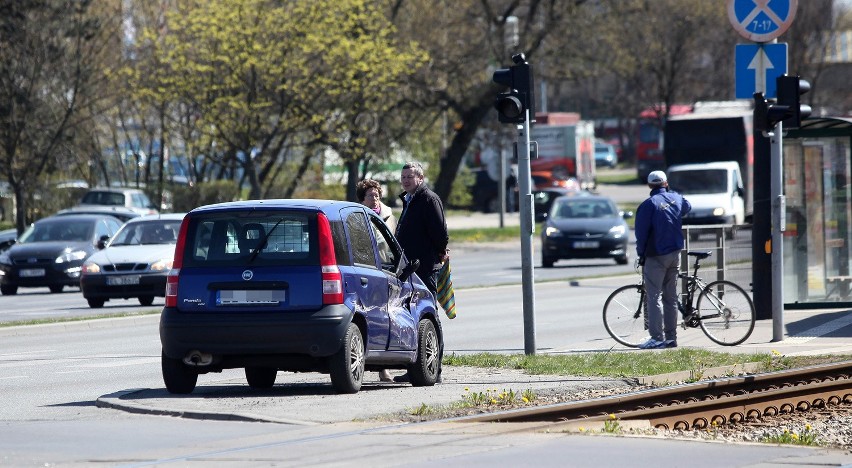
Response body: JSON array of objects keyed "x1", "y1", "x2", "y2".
[
  {"x1": 0, "y1": 0, "x2": 122, "y2": 232},
  {"x1": 125, "y1": 0, "x2": 426, "y2": 202}
]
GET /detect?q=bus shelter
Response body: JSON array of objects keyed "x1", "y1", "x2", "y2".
[{"x1": 784, "y1": 117, "x2": 852, "y2": 307}]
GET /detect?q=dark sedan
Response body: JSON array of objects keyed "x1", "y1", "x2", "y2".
[
  {"x1": 0, "y1": 214, "x2": 123, "y2": 294},
  {"x1": 540, "y1": 194, "x2": 632, "y2": 267},
  {"x1": 80, "y1": 213, "x2": 185, "y2": 308}
]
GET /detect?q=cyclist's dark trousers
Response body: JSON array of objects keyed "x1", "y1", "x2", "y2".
[{"x1": 643, "y1": 251, "x2": 680, "y2": 342}]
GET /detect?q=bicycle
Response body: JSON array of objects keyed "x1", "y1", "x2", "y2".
[{"x1": 602, "y1": 250, "x2": 755, "y2": 347}]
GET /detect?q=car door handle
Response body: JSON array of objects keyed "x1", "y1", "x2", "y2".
[{"x1": 360, "y1": 277, "x2": 368, "y2": 286}]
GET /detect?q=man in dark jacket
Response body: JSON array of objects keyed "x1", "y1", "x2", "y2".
[
  {"x1": 634, "y1": 170, "x2": 691, "y2": 349},
  {"x1": 394, "y1": 161, "x2": 448, "y2": 383},
  {"x1": 395, "y1": 161, "x2": 449, "y2": 295}
]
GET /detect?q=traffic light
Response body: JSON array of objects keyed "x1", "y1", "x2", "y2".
[
  {"x1": 776, "y1": 75, "x2": 811, "y2": 129},
  {"x1": 753, "y1": 74, "x2": 811, "y2": 132},
  {"x1": 492, "y1": 54, "x2": 535, "y2": 124}
]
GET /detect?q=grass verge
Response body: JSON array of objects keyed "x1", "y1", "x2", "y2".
[{"x1": 443, "y1": 350, "x2": 851, "y2": 378}]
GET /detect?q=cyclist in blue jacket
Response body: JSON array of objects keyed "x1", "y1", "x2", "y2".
[{"x1": 634, "y1": 170, "x2": 691, "y2": 349}]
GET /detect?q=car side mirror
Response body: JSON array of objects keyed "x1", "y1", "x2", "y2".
[
  {"x1": 398, "y1": 258, "x2": 420, "y2": 282},
  {"x1": 97, "y1": 235, "x2": 110, "y2": 249},
  {"x1": 621, "y1": 211, "x2": 634, "y2": 219}
]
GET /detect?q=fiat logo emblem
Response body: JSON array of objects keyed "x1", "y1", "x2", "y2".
[{"x1": 242, "y1": 270, "x2": 253, "y2": 281}]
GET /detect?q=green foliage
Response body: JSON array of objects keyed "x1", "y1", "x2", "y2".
[
  {"x1": 761, "y1": 426, "x2": 820, "y2": 446},
  {"x1": 410, "y1": 403, "x2": 436, "y2": 416},
  {"x1": 459, "y1": 387, "x2": 534, "y2": 407},
  {"x1": 602, "y1": 414, "x2": 622, "y2": 433},
  {"x1": 448, "y1": 225, "x2": 522, "y2": 243}
]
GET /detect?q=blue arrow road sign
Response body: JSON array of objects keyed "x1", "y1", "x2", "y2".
[
  {"x1": 727, "y1": 0, "x2": 797, "y2": 42},
  {"x1": 735, "y1": 43, "x2": 787, "y2": 99}
]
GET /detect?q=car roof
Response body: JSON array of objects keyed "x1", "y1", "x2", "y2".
[
  {"x1": 190, "y1": 199, "x2": 364, "y2": 217},
  {"x1": 554, "y1": 193, "x2": 613, "y2": 202},
  {"x1": 125, "y1": 213, "x2": 187, "y2": 224},
  {"x1": 36, "y1": 213, "x2": 123, "y2": 223},
  {"x1": 85, "y1": 186, "x2": 146, "y2": 194},
  {"x1": 55, "y1": 206, "x2": 142, "y2": 220}
]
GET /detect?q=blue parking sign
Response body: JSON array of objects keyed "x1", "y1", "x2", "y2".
[{"x1": 727, "y1": 0, "x2": 797, "y2": 43}]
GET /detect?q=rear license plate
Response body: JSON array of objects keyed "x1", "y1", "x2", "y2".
[
  {"x1": 19, "y1": 268, "x2": 45, "y2": 277},
  {"x1": 573, "y1": 241, "x2": 600, "y2": 249},
  {"x1": 107, "y1": 275, "x2": 141, "y2": 286},
  {"x1": 217, "y1": 290, "x2": 286, "y2": 305}
]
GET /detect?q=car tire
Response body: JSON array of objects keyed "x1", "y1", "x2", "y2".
[
  {"x1": 0, "y1": 285, "x2": 17, "y2": 295},
  {"x1": 138, "y1": 296, "x2": 155, "y2": 306},
  {"x1": 87, "y1": 298, "x2": 105, "y2": 308},
  {"x1": 329, "y1": 323, "x2": 364, "y2": 394},
  {"x1": 245, "y1": 367, "x2": 277, "y2": 389},
  {"x1": 726, "y1": 227, "x2": 735, "y2": 240},
  {"x1": 49, "y1": 285, "x2": 63, "y2": 293},
  {"x1": 408, "y1": 319, "x2": 439, "y2": 387},
  {"x1": 542, "y1": 255, "x2": 555, "y2": 268},
  {"x1": 162, "y1": 350, "x2": 198, "y2": 394},
  {"x1": 615, "y1": 255, "x2": 629, "y2": 265}
]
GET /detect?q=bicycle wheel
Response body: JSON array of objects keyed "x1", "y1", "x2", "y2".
[
  {"x1": 696, "y1": 280, "x2": 755, "y2": 346},
  {"x1": 603, "y1": 284, "x2": 647, "y2": 348}
]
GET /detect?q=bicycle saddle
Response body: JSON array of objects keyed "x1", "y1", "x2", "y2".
[{"x1": 687, "y1": 251, "x2": 712, "y2": 259}]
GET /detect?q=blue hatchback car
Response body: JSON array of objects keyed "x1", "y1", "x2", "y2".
[{"x1": 159, "y1": 199, "x2": 442, "y2": 394}]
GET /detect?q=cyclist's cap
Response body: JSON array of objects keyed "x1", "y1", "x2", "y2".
[{"x1": 647, "y1": 170, "x2": 667, "y2": 185}]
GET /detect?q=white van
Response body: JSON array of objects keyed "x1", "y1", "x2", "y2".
[{"x1": 666, "y1": 161, "x2": 745, "y2": 239}]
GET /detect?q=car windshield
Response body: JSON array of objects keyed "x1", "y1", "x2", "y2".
[
  {"x1": 551, "y1": 200, "x2": 617, "y2": 219},
  {"x1": 18, "y1": 220, "x2": 93, "y2": 243},
  {"x1": 110, "y1": 220, "x2": 182, "y2": 246},
  {"x1": 668, "y1": 169, "x2": 728, "y2": 195}
]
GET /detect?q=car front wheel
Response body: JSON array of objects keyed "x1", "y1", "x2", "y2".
[
  {"x1": 87, "y1": 298, "x2": 105, "y2": 308},
  {"x1": 49, "y1": 285, "x2": 63, "y2": 293},
  {"x1": 0, "y1": 285, "x2": 17, "y2": 295},
  {"x1": 329, "y1": 323, "x2": 364, "y2": 394},
  {"x1": 162, "y1": 351, "x2": 198, "y2": 394},
  {"x1": 408, "y1": 319, "x2": 439, "y2": 386}
]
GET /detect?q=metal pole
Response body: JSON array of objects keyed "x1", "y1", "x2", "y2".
[
  {"x1": 771, "y1": 123, "x2": 785, "y2": 341},
  {"x1": 499, "y1": 145, "x2": 506, "y2": 228},
  {"x1": 518, "y1": 111, "x2": 536, "y2": 354}
]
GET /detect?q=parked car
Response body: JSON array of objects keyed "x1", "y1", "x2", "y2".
[
  {"x1": 78, "y1": 187, "x2": 159, "y2": 216},
  {"x1": 531, "y1": 171, "x2": 580, "y2": 192},
  {"x1": 533, "y1": 187, "x2": 581, "y2": 222},
  {"x1": 594, "y1": 140, "x2": 618, "y2": 168},
  {"x1": 55, "y1": 205, "x2": 142, "y2": 223},
  {"x1": 80, "y1": 213, "x2": 186, "y2": 308},
  {"x1": 0, "y1": 214, "x2": 123, "y2": 294},
  {"x1": 159, "y1": 199, "x2": 442, "y2": 394},
  {"x1": 0, "y1": 228, "x2": 17, "y2": 253},
  {"x1": 540, "y1": 194, "x2": 632, "y2": 267}
]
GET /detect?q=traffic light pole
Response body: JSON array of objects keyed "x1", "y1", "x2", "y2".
[
  {"x1": 517, "y1": 111, "x2": 536, "y2": 355},
  {"x1": 770, "y1": 124, "x2": 785, "y2": 341}
]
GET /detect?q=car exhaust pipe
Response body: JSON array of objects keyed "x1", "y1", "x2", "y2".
[{"x1": 183, "y1": 350, "x2": 213, "y2": 366}]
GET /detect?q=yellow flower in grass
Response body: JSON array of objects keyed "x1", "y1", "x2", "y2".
[
  {"x1": 522, "y1": 397, "x2": 529, "y2": 403},
  {"x1": 608, "y1": 414, "x2": 617, "y2": 420},
  {"x1": 805, "y1": 424, "x2": 812, "y2": 431},
  {"x1": 792, "y1": 433, "x2": 800, "y2": 440},
  {"x1": 464, "y1": 387, "x2": 469, "y2": 392},
  {"x1": 490, "y1": 398, "x2": 498, "y2": 404}
]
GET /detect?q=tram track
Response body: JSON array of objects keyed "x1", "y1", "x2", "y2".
[{"x1": 458, "y1": 361, "x2": 852, "y2": 432}]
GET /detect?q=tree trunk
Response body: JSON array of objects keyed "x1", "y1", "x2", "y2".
[{"x1": 433, "y1": 98, "x2": 494, "y2": 202}]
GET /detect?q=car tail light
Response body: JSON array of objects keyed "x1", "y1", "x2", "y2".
[
  {"x1": 165, "y1": 216, "x2": 190, "y2": 308},
  {"x1": 317, "y1": 213, "x2": 343, "y2": 305}
]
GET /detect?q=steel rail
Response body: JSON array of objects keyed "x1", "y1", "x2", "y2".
[{"x1": 455, "y1": 360, "x2": 852, "y2": 430}]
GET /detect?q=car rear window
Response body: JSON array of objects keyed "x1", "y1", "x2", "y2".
[
  {"x1": 181, "y1": 211, "x2": 318, "y2": 267},
  {"x1": 82, "y1": 191, "x2": 125, "y2": 206}
]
